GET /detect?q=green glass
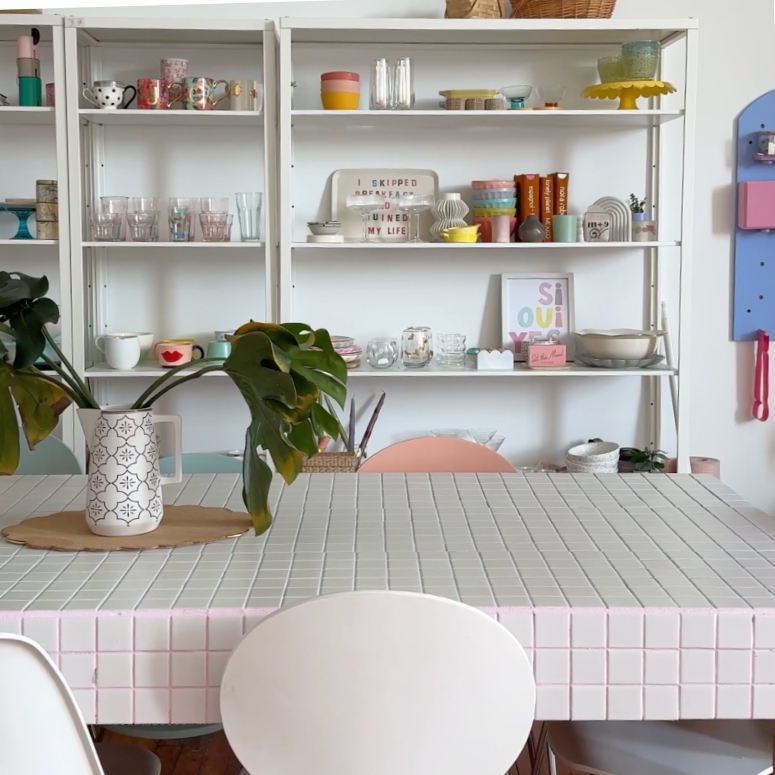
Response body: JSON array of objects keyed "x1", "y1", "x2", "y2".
[
  {"x1": 552, "y1": 214, "x2": 577, "y2": 243},
  {"x1": 18, "y1": 76, "x2": 41, "y2": 107}
]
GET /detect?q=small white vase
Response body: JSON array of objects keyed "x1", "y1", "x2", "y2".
[
  {"x1": 78, "y1": 407, "x2": 182, "y2": 537},
  {"x1": 431, "y1": 193, "x2": 469, "y2": 242}
]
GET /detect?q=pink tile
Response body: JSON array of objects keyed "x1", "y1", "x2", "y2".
[
  {"x1": 717, "y1": 651, "x2": 753, "y2": 684},
  {"x1": 97, "y1": 653, "x2": 132, "y2": 688},
  {"x1": 172, "y1": 617, "x2": 207, "y2": 651},
  {"x1": 23, "y1": 617, "x2": 58, "y2": 652},
  {"x1": 571, "y1": 686, "x2": 606, "y2": 719},
  {"x1": 571, "y1": 650, "x2": 606, "y2": 684},
  {"x1": 73, "y1": 689, "x2": 96, "y2": 724},
  {"x1": 0, "y1": 616, "x2": 22, "y2": 635},
  {"x1": 207, "y1": 652, "x2": 230, "y2": 688},
  {"x1": 608, "y1": 614, "x2": 643, "y2": 648},
  {"x1": 680, "y1": 685, "x2": 715, "y2": 718},
  {"x1": 644, "y1": 686, "x2": 679, "y2": 719},
  {"x1": 135, "y1": 688, "x2": 171, "y2": 724},
  {"x1": 716, "y1": 685, "x2": 751, "y2": 718},
  {"x1": 206, "y1": 688, "x2": 222, "y2": 724},
  {"x1": 499, "y1": 612, "x2": 533, "y2": 648},
  {"x1": 645, "y1": 613, "x2": 679, "y2": 649},
  {"x1": 753, "y1": 686, "x2": 775, "y2": 718},
  {"x1": 134, "y1": 653, "x2": 169, "y2": 689},
  {"x1": 535, "y1": 612, "x2": 570, "y2": 648},
  {"x1": 571, "y1": 613, "x2": 606, "y2": 648},
  {"x1": 754, "y1": 615, "x2": 775, "y2": 648},
  {"x1": 535, "y1": 650, "x2": 569, "y2": 684},
  {"x1": 171, "y1": 688, "x2": 206, "y2": 723},
  {"x1": 645, "y1": 651, "x2": 679, "y2": 685},
  {"x1": 607, "y1": 686, "x2": 642, "y2": 720},
  {"x1": 60, "y1": 653, "x2": 96, "y2": 689},
  {"x1": 135, "y1": 615, "x2": 170, "y2": 651},
  {"x1": 98, "y1": 615, "x2": 133, "y2": 652},
  {"x1": 754, "y1": 650, "x2": 775, "y2": 684},
  {"x1": 171, "y1": 652, "x2": 206, "y2": 687},
  {"x1": 608, "y1": 650, "x2": 642, "y2": 685},
  {"x1": 207, "y1": 615, "x2": 244, "y2": 651},
  {"x1": 681, "y1": 650, "x2": 715, "y2": 684},
  {"x1": 97, "y1": 689, "x2": 133, "y2": 723},
  {"x1": 536, "y1": 686, "x2": 570, "y2": 720},
  {"x1": 61, "y1": 617, "x2": 96, "y2": 652},
  {"x1": 681, "y1": 613, "x2": 716, "y2": 649},
  {"x1": 718, "y1": 613, "x2": 753, "y2": 649}
]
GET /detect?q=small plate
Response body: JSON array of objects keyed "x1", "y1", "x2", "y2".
[{"x1": 576, "y1": 353, "x2": 665, "y2": 369}]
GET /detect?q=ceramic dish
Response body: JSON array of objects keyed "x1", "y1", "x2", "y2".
[
  {"x1": 331, "y1": 335, "x2": 355, "y2": 348},
  {"x1": 576, "y1": 353, "x2": 665, "y2": 369},
  {"x1": 473, "y1": 187, "x2": 516, "y2": 200},
  {"x1": 591, "y1": 197, "x2": 631, "y2": 241},
  {"x1": 321, "y1": 71, "x2": 359, "y2": 82},
  {"x1": 439, "y1": 89, "x2": 498, "y2": 100},
  {"x1": 575, "y1": 329, "x2": 663, "y2": 360},
  {"x1": 307, "y1": 221, "x2": 342, "y2": 236},
  {"x1": 500, "y1": 84, "x2": 533, "y2": 102},
  {"x1": 472, "y1": 180, "x2": 515, "y2": 190},
  {"x1": 442, "y1": 225, "x2": 480, "y2": 243},
  {"x1": 473, "y1": 208, "x2": 516, "y2": 217},
  {"x1": 472, "y1": 198, "x2": 517, "y2": 209},
  {"x1": 321, "y1": 80, "x2": 360, "y2": 94},
  {"x1": 321, "y1": 92, "x2": 359, "y2": 110}
]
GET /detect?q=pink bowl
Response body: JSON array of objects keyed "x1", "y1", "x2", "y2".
[
  {"x1": 321, "y1": 71, "x2": 359, "y2": 82},
  {"x1": 321, "y1": 79, "x2": 361, "y2": 94},
  {"x1": 472, "y1": 179, "x2": 516, "y2": 190}
]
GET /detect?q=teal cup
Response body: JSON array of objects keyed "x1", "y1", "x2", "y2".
[
  {"x1": 552, "y1": 214, "x2": 577, "y2": 243},
  {"x1": 18, "y1": 76, "x2": 41, "y2": 107},
  {"x1": 206, "y1": 340, "x2": 231, "y2": 361}
]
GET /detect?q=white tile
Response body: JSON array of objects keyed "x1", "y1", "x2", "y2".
[
  {"x1": 755, "y1": 650, "x2": 775, "y2": 684},
  {"x1": 571, "y1": 650, "x2": 606, "y2": 684},
  {"x1": 170, "y1": 688, "x2": 206, "y2": 723},
  {"x1": 681, "y1": 650, "x2": 715, "y2": 684},
  {"x1": 571, "y1": 686, "x2": 606, "y2": 720},
  {"x1": 73, "y1": 689, "x2": 96, "y2": 723},
  {"x1": 536, "y1": 686, "x2": 570, "y2": 720},
  {"x1": 718, "y1": 651, "x2": 753, "y2": 684},
  {"x1": 23, "y1": 617, "x2": 58, "y2": 652},
  {"x1": 571, "y1": 613, "x2": 606, "y2": 648},
  {"x1": 607, "y1": 686, "x2": 642, "y2": 720},
  {"x1": 718, "y1": 613, "x2": 753, "y2": 649},
  {"x1": 644, "y1": 686, "x2": 679, "y2": 719},
  {"x1": 535, "y1": 650, "x2": 569, "y2": 684},
  {"x1": 206, "y1": 688, "x2": 222, "y2": 724},
  {"x1": 60, "y1": 653, "x2": 95, "y2": 689},
  {"x1": 755, "y1": 615, "x2": 775, "y2": 648},
  {"x1": 0, "y1": 616, "x2": 21, "y2": 635},
  {"x1": 171, "y1": 617, "x2": 207, "y2": 651},
  {"x1": 171, "y1": 652, "x2": 206, "y2": 687},
  {"x1": 608, "y1": 614, "x2": 643, "y2": 648},
  {"x1": 135, "y1": 688, "x2": 171, "y2": 724},
  {"x1": 681, "y1": 613, "x2": 716, "y2": 648},
  {"x1": 207, "y1": 652, "x2": 230, "y2": 687},
  {"x1": 61, "y1": 617, "x2": 96, "y2": 652},
  {"x1": 645, "y1": 651, "x2": 679, "y2": 685},
  {"x1": 535, "y1": 613, "x2": 570, "y2": 648},
  {"x1": 207, "y1": 615, "x2": 244, "y2": 651},
  {"x1": 716, "y1": 685, "x2": 751, "y2": 718},
  {"x1": 680, "y1": 685, "x2": 716, "y2": 718},
  {"x1": 645, "y1": 613, "x2": 680, "y2": 649},
  {"x1": 754, "y1": 686, "x2": 775, "y2": 718},
  {"x1": 134, "y1": 653, "x2": 169, "y2": 688},
  {"x1": 97, "y1": 653, "x2": 132, "y2": 688},
  {"x1": 608, "y1": 650, "x2": 643, "y2": 684},
  {"x1": 98, "y1": 616, "x2": 133, "y2": 651},
  {"x1": 135, "y1": 615, "x2": 170, "y2": 651},
  {"x1": 499, "y1": 612, "x2": 533, "y2": 648},
  {"x1": 97, "y1": 689, "x2": 133, "y2": 723}
]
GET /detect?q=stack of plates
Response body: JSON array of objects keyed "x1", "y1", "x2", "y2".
[
  {"x1": 566, "y1": 441, "x2": 620, "y2": 473},
  {"x1": 331, "y1": 335, "x2": 362, "y2": 369}
]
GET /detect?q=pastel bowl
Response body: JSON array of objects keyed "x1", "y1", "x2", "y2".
[
  {"x1": 575, "y1": 329, "x2": 662, "y2": 360},
  {"x1": 321, "y1": 71, "x2": 359, "y2": 82},
  {"x1": 321, "y1": 79, "x2": 360, "y2": 94},
  {"x1": 473, "y1": 186, "x2": 516, "y2": 200},
  {"x1": 321, "y1": 92, "x2": 360, "y2": 110},
  {"x1": 472, "y1": 179, "x2": 515, "y2": 190},
  {"x1": 472, "y1": 198, "x2": 517, "y2": 209},
  {"x1": 473, "y1": 208, "x2": 516, "y2": 218},
  {"x1": 442, "y1": 225, "x2": 480, "y2": 243},
  {"x1": 308, "y1": 222, "x2": 342, "y2": 236}
]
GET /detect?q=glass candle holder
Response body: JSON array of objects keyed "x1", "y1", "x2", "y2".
[
  {"x1": 126, "y1": 211, "x2": 157, "y2": 242},
  {"x1": 436, "y1": 332, "x2": 466, "y2": 368},
  {"x1": 366, "y1": 337, "x2": 399, "y2": 369},
  {"x1": 168, "y1": 206, "x2": 191, "y2": 242},
  {"x1": 91, "y1": 212, "x2": 121, "y2": 242},
  {"x1": 401, "y1": 326, "x2": 432, "y2": 369}
]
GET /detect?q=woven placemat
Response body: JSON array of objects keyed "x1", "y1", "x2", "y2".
[{"x1": 1, "y1": 505, "x2": 251, "y2": 551}]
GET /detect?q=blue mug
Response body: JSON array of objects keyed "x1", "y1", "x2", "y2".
[{"x1": 206, "y1": 340, "x2": 231, "y2": 361}]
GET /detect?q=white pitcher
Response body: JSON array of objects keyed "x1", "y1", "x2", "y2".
[{"x1": 78, "y1": 408, "x2": 182, "y2": 537}]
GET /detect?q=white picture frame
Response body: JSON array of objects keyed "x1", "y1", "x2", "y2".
[{"x1": 501, "y1": 273, "x2": 575, "y2": 360}]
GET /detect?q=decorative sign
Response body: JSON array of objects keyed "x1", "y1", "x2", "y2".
[
  {"x1": 331, "y1": 168, "x2": 439, "y2": 242},
  {"x1": 501, "y1": 273, "x2": 575, "y2": 360},
  {"x1": 527, "y1": 343, "x2": 567, "y2": 368}
]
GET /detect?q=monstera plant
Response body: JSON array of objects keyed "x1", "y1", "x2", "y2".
[{"x1": 0, "y1": 271, "x2": 346, "y2": 534}]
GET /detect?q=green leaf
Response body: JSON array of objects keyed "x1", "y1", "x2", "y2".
[
  {"x1": 289, "y1": 362, "x2": 346, "y2": 409},
  {"x1": 11, "y1": 273, "x2": 48, "y2": 300},
  {"x1": 288, "y1": 418, "x2": 319, "y2": 458},
  {"x1": 0, "y1": 366, "x2": 20, "y2": 475},
  {"x1": 311, "y1": 402, "x2": 342, "y2": 441},
  {"x1": 0, "y1": 277, "x2": 32, "y2": 309},
  {"x1": 241, "y1": 423, "x2": 274, "y2": 535},
  {"x1": 10, "y1": 367, "x2": 71, "y2": 449},
  {"x1": 232, "y1": 322, "x2": 299, "y2": 351},
  {"x1": 11, "y1": 299, "x2": 59, "y2": 369}
]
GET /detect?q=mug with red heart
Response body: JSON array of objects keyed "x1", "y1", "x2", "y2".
[{"x1": 153, "y1": 339, "x2": 204, "y2": 369}]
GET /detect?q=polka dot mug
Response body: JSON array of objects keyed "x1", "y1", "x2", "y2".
[{"x1": 83, "y1": 80, "x2": 137, "y2": 110}]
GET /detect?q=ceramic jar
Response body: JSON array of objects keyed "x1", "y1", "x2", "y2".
[
  {"x1": 583, "y1": 212, "x2": 611, "y2": 242},
  {"x1": 632, "y1": 212, "x2": 657, "y2": 241},
  {"x1": 430, "y1": 193, "x2": 469, "y2": 241}
]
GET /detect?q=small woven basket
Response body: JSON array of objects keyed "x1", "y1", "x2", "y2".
[
  {"x1": 302, "y1": 452, "x2": 360, "y2": 473},
  {"x1": 510, "y1": 0, "x2": 615, "y2": 17},
  {"x1": 446, "y1": 0, "x2": 505, "y2": 19}
]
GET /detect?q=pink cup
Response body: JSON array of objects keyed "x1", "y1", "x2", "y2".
[
  {"x1": 45, "y1": 83, "x2": 55, "y2": 107},
  {"x1": 321, "y1": 79, "x2": 360, "y2": 93},
  {"x1": 152, "y1": 339, "x2": 204, "y2": 369},
  {"x1": 492, "y1": 215, "x2": 512, "y2": 243}
]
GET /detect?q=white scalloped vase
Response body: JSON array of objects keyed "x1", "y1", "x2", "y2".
[{"x1": 431, "y1": 194, "x2": 470, "y2": 242}]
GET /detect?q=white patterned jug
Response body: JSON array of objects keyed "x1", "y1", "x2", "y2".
[{"x1": 78, "y1": 408, "x2": 182, "y2": 537}]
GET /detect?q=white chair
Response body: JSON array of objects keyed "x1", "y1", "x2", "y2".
[
  {"x1": 220, "y1": 590, "x2": 536, "y2": 775},
  {"x1": 0, "y1": 633, "x2": 160, "y2": 775},
  {"x1": 547, "y1": 720, "x2": 773, "y2": 775}
]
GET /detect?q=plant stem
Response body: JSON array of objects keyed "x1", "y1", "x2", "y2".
[
  {"x1": 15, "y1": 369, "x2": 84, "y2": 407},
  {"x1": 132, "y1": 362, "x2": 224, "y2": 409},
  {"x1": 40, "y1": 356, "x2": 97, "y2": 408},
  {"x1": 42, "y1": 329, "x2": 97, "y2": 407}
]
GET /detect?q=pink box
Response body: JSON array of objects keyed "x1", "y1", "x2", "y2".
[
  {"x1": 738, "y1": 181, "x2": 775, "y2": 230},
  {"x1": 528, "y1": 343, "x2": 566, "y2": 368}
]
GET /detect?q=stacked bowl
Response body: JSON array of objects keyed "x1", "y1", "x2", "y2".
[
  {"x1": 566, "y1": 441, "x2": 620, "y2": 473},
  {"x1": 472, "y1": 180, "x2": 517, "y2": 242},
  {"x1": 321, "y1": 71, "x2": 360, "y2": 110}
]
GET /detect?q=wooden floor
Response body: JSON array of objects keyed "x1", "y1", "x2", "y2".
[{"x1": 99, "y1": 724, "x2": 576, "y2": 775}]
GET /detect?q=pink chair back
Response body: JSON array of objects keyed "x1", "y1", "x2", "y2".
[{"x1": 358, "y1": 437, "x2": 516, "y2": 474}]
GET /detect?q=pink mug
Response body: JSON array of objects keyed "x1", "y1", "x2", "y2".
[
  {"x1": 491, "y1": 215, "x2": 511, "y2": 244},
  {"x1": 152, "y1": 339, "x2": 204, "y2": 369}
]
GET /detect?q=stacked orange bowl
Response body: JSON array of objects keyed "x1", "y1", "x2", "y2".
[{"x1": 321, "y1": 71, "x2": 360, "y2": 110}]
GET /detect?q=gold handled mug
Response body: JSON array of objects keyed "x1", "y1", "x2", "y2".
[{"x1": 183, "y1": 77, "x2": 230, "y2": 111}]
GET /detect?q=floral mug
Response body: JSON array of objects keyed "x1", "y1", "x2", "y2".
[
  {"x1": 183, "y1": 77, "x2": 230, "y2": 111},
  {"x1": 137, "y1": 78, "x2": 182, "y2": 110}
]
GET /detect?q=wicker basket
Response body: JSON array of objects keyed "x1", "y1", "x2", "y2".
[
  {"x1": 446, "y1": 0, "x2": 505, "y2": 19},
  {"x1": 302, "y1": 452, "x2": 360, "y2": 473},
  {"x1": 510, "y1": 0, "x2": 615, "y2": 18}
]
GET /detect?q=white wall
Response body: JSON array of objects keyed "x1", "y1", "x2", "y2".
[{"x1": 42, "y1": 0, "x2": 775, "y2": 513}]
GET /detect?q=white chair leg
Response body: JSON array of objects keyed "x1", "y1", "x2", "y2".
[{"x1": 548, "y1": 745, "x2": 558, "y2": 775}]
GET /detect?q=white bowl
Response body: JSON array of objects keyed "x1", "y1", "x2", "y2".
[
  {"x1": 307, "y1": 222, "x2": 342, "y2": 236},
  {"x1": 567, "y1": 441, "x2": 620, "y2": 462},
  {"x1": 575, "y1": 329, "x2": 662, "y2": 360},
  {"x1": 566, "y1": 457, "x2": 618, "y2": 474}
]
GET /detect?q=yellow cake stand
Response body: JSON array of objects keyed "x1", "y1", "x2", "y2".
[{"x1": 581, "y1": 80, "x2": 676, "y2": 111}]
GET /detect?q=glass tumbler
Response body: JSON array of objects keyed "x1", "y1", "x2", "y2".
[
  {"x1": 224, "y1": 214, "x2": 233, "y2": 241},
  {"x1": 168, "y1": 206, "x2": 191, "y2": 242},
  {"x1": 236, "y1": 192, "x2": 262, "y2": 242},
  {"x1": 100, "y1": 196, "x2": 128, "y2": 240},
  {"x1": 200, "y1": 212, "x2": 228, "y2": 242},
  {"x1": 170, "y1": 197, "x2": 197, "y2": 241},
  {"x1": 391, "y1": 56, "x2": 414, "y2": 109},
  {"x1": 126, "y1": 211, "x2": 157, "y2": 242},
  {"x1": 366, "y1": 337, "x2": 399, "y2": 369},
  {"x1": 129, "y1": 197, "x2": 160, "y2": 213},
  {"x1": 436, "y1": 332, "x2": 466, "y2": 368},
  {"x1": 91, "y1": 212, "x2": 121, "y2": 242},
  {"x1": 370, "y1": 58, "x2": 391, "y2": 110},
  {"x1": 200, "y1": 197, "x2": 230, "y2": 214},
  {"x1": 401, "y1": 326, "x2": 432, "y2": 369}
]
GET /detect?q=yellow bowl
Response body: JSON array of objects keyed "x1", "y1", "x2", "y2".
[
  {"x1": 442, "y1": 225, "x2": 480, "y2": 243},
  {"x1": 473, "y1": 208, "x2": 517, "y2": 217},
  {"x1": 321, "y1": 91, "x2": 360, "y2": 110}
]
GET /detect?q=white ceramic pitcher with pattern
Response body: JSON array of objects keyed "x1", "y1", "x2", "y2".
[{"x1": 78, "y1": 408, "x2": 182, "y2": 537}]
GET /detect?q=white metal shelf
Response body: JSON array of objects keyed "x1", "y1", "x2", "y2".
[
  {"x1": 0, "y1": 107, "x2": 56, "y2": 125},
  {"x1": 79, "y1": 109, "x2": 264, "y2": 128},
  {"x1": 291, "y1": 109, "x2": 684, "y2": 130},
  {"x1": 82, "y1": 241, "x2": 264, "y2": 249},
  {"x1": 0, "y1": 240, "x2": 58, "y2": 246},
  {"x1": 349, "y1": 363, "x2": 678, "y2": 378},
  {"x1": 292, "y1": 241, "x2": 680, "y2": 251},
  {"x1": 86, "y1": 363, "x2": 226, "y2": 378}
]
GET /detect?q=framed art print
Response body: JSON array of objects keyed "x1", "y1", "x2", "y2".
[{"x1": 501, "y1": 273, "x2": 575, "y2": 360}]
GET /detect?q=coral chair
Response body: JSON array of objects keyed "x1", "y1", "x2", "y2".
[{"x1": 358, "y1": 436, "x2": 516, "y2": 473}]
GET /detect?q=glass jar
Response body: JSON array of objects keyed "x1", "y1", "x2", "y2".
[
  {"x1": 436, "y1": 332, "x2": 466, "y2": 368},
  {"x1": 597, "y1": 55, "x2": 624, "y2": 84},
  {"x1": 621, "y1": 41, "x2": 660, "y2": 81},
  {"x1": 401, "y1": 326, "x2": 432, "y2": 369},
  {"x1": 366, "y1": 337, "x2": 399, "y2": 369}
]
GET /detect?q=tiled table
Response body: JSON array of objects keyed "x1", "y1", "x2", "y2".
[{"x1": 1, "y1": 472, "x2": 775, "y2": 727}]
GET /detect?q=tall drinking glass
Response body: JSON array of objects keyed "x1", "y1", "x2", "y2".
[
  {"x1": 236, "y1": 192, "x2": 262, "y2": 242},
  {"x1": 169, "y1": 197, "x2": 197, "y2": 241}
]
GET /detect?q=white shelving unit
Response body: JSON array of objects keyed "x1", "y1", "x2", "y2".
[
  {"x1": 279, "y1": 17, "x2": 698, "y2": 470},
  {"x1": 0, "y1": 15, "x2": 76, "y2": 452},
  {"x1": 63, "y1": 17, "x2": 276, "y2": 467}
]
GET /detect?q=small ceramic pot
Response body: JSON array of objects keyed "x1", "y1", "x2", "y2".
[
  {"x1": 632, "y1": 212, "x2": 657, "y2": 242},
  {"x1": 583, "y1": 212, "x2": 611, "y2": 242}
]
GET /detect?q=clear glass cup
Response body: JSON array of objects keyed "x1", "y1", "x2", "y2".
[
  {"x1": 236, "y1": 192, "x2": 262, "y2": 242},
  {"x1": 370, "y1": 58, "x2": 391, "y2": 110},
  {"x1": 430, "y1": 429, "x2": 462, "y2": 438},
  {"x1": 168, "y1": 206, "x2": 191, "y2": 242},
  {"x1": 126, "y1": 211, "x2": 157, "y2": 242},
  {"x1": 539, "y1": 85, "x2": 566, "y2": 108},
  {"x1": 170, "y1": 197, "x2": 197, "y2": 241},
  {"x1": 436, "y1": 332, "x2": 466, "y2": 368},
  {"x1": 346, "y1": 194, "x2": 385, "y2": 242},
  {"x1": 396, "y1": 194, "x2": 434, "y2": 243},
  {"x1": 91, "y1": 212, "x2": 121, "y2": 242},
  {"x1": 200, "y1": 197, "x2": 230, "y2": 214},
  {"x1": 200, "y1": 212, "x2": 228, "y2": 242},
  {"x1": 366, "y1": 337, "x2": 399, "y2": 369},
  {"x1": 401, "y1": 326, "x2": 432, "y2": 369},
  {"x1": 225, "y1": 214, "x2": 233, "y2": 241},
  {"x1": 100, "y1": 196, "x2": 128, "y2": 241},
  {"x1": 486, "y1": 435, "x2": 505, "y2": 452},
  {"x1": 129, "y1": 197, "x2": 160, "y2": 213},
  {"x1": 391, "y1": 56, "x2": 414, "y2": 109},
  {"x1": 468, "y1": 428, "x2": 497, "y2": 445}
]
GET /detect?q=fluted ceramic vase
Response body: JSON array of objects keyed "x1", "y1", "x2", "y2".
[{"x1": 430, "y1": 193, "x2": 469, "y2": 241}]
